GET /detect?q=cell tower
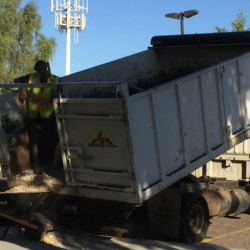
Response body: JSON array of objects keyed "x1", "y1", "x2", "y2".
[{"x1": 51, "y1": 0, "x2": 88, "y2": 75}]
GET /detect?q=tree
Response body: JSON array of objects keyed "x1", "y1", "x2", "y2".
[
  {"x1": 0, "y1": 0, "x2": 57, "y2": 84},
  {"x1": 216, "y1": 10, "x2": 250, "y2": 32}
]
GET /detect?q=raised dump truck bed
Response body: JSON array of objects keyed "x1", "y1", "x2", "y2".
[{"x1": 54, "y1": 50, "x2": 250, "y2": 204}]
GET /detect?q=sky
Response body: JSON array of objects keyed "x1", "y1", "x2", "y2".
[{"x1": 21, "y1": 0, "x2": 250, "y2": 77}]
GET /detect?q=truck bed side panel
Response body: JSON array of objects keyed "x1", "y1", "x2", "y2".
[{"x1": 127, "y1": 53, "x2": 250, "y2": 203}]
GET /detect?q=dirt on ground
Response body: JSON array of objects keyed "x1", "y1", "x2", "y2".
[{"x1": 3, "y1": 170, "x2": 63, "y2": 193}]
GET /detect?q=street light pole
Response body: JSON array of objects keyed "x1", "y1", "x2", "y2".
[
  {"x1": 179, "y1": 12, "x2": 184, "y2": 35},
  {"x1": 165, "y1": 10, "x2": 199, "y2": 35},
  {"x1": 65, "y1": 0, "x2": 71, "y2": 76}
]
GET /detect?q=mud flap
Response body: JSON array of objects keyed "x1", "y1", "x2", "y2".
[{"x1": 147, "y1": 187, "x2": 180, "y2": 239}]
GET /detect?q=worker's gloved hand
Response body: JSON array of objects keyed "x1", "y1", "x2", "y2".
[
  {"x1": 33, "y1": 167, "x2": 44, "y2": 175},
  {"x1": 20, "y1": 88, "x2": 27, "y2": 99}
]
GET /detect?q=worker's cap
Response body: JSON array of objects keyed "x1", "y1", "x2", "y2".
[{"x1": 33, "y1": 60, "x2": 47, "y2": 71}]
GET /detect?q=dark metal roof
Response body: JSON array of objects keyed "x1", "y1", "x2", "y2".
[{"x1": 151, "y1": 31, "x2": 250, "y2": 47}]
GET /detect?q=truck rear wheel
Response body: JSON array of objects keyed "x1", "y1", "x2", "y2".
[{"x1": 178, "y1": 193, "x2": 209, "y2": 243}]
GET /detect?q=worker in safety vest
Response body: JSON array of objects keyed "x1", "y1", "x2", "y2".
[{"x1": 14, "y1": 60, "x2": 61, "y2": 175}]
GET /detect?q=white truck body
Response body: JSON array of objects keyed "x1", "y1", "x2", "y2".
[{"x1": 55, "y1": 50, "x2": 250, "y2": 205}]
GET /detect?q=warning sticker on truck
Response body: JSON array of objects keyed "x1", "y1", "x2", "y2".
[{"x1": 88, "y1": 130, "x2": 117, "y2": 148}]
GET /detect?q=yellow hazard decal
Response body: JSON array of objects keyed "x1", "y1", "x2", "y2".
[{"x1": 88, "y1": 130, "x2": 117, "y2": 148}]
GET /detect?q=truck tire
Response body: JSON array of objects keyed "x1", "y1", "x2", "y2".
[{"x1": 178, "y1": 193, "x2": 209, "y2": 244}]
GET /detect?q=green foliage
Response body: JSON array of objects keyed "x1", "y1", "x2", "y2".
[
  {"x1": 215, "y1": 27, "x2": 228, "y2": 33},
  {"x1": 0, "y1": 0, "x2": 57, "y2": 85},
  {"x1": 216, "y1": 10, "x2": 250, "y2": 32}
]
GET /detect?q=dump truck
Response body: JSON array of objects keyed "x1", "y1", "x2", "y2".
[{"x1": 0, "y1": 31, "x2": 250, "y2": 243}]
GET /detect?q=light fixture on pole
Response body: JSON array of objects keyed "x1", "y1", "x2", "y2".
[{"x1": 165, "y1": 10, "x2": 199, "y2": 35}]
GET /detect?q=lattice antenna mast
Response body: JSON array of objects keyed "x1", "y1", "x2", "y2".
[{"x1": 51, "y1": 0, "x2": 88, "y2": 75}]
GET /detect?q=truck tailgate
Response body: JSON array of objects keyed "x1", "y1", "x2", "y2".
[{"x1": 54, "y1": 97, "x2": 138, "y2": 202}]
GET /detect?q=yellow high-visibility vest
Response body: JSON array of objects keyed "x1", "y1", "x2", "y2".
[{"x1": 27, "y1": 73, "x2": 60, "y2": 119}]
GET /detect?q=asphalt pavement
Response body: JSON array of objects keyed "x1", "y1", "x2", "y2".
[
  {"x1": 0, "y1": 230, "x2": 241, "y2": 250},
  {"x1": 0, "y1": 218, "x2": 246, "y2": 250}
]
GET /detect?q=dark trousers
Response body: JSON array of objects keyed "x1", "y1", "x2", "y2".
[{"x1": 28, "y1": 112, "x2": 59, "y2": 170}]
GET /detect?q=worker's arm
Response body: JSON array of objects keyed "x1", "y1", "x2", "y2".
[
  {"x1": 19, "y1": 88, "x2": 27, "y2": 99},
  {"x1": 14, "y1": 75, "x2": 29, "y2": 99},
  {"x1": 52, "y1": 77, "x2": 62, "y2": 98}
]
